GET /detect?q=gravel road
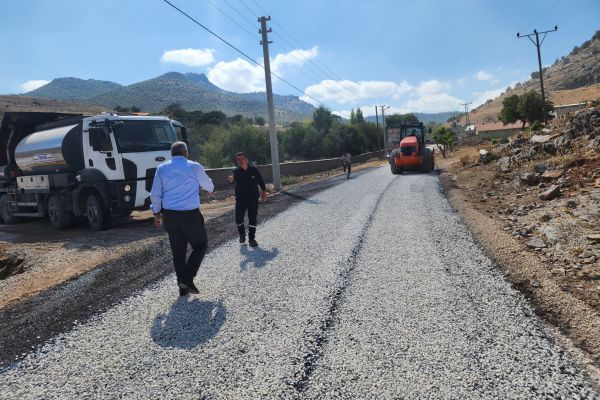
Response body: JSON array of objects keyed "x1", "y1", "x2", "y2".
[{"x1": 1, "y1": 167, "x2": 598, "y2": 399}]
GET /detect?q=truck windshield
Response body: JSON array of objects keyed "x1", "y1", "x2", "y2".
[{"x1": 114, "y1": 120, "x2": 177, "y2": 153}]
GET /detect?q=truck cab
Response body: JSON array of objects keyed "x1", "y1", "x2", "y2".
[{"x1": 0, "y1": 112, "x2": 187, "y2": 230}]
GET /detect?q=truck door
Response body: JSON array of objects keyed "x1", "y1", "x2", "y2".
[{"x1": 84, "y1": 126, "x2": 124, "y2": 181}]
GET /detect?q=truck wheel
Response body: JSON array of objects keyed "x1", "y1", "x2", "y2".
[
  {"x1": 86, "y1": 193, "x2": 109, "y2": 231},
  {"x1": 48, "y1": 194, "x2": 73, "y2": 229},
  {"x1": 421, "y1": 148, "x2": 433, "y2": 173},
  {"x1": 389, "y1": 149, "x2": 402, "y2": 175},
  {"x1": 0, "y1": 195, "x2": 21, "y2": 224}
]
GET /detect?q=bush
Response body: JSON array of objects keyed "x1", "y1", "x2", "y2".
[{"x1": 530, "y1": 120, "x2": 543, "y2": 132}]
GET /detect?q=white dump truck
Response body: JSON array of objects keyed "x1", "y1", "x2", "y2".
[{"x1": 0, "y1": 112, "x2": 187, "y2": 230}]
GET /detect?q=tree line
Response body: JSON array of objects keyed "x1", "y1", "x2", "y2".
[{"x1": 161, "y1": 104, "x2": 384, "y2": 168}]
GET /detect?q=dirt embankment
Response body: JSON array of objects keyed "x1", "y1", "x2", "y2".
[{"x1": 439, "y1": 106, "x2": 600, "y2": 365}]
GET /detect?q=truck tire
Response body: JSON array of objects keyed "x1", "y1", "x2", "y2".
[
  {"x1": 86, "y1": 193, "x2": 109, "y2": 231},
  {"x1": 48, "y1": 194, "x2": 73, "y2": 229},
  {"x1": 421, "y1": 148, "x2": 434, "y2": 173},
  {"x1": 389, "y1": 149, "x2": 402, "y2": 174},
  {"x1": 0, "y1": 195, "x2": 21, "y2": 224}
]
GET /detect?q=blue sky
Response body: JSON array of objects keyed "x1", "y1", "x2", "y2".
[{"x1": 1, "y1": 0, "x2": 599, "y2": 116}]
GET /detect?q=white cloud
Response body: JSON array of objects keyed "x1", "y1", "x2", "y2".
[
  {"x1": 20, "y1": 80, "x2": 50, "y2": 92},
  {"x1": 310, "y1": 78, "x2": 460, "y2": 114},
  {"x1": 302, "y1": 80, "x2": 413, "y2": 105},
  {"x1": 476, "y1": 70, "x2": 493, "y2": 81},
  {"x1": 206, "y1": 47, "x2": 318, "y2": 93},
  {"x1": 161, "y1": 48, "x2": 215, "y2": 67},
  {"x1": 207, "y1": 58, "x2": 264, "y2": 92},
  {"x1": 272, "y1": 46, "x2": 318, "y2": 71},
  {"x1": 403, "y1": 92, "x2": 462, "y2": 113},
  {"x1": 415, "y1": 79, "x2": 450, "y2": 96},
  {"x1": 473, "y1": 88, "x2": 505, "y2": 107}
]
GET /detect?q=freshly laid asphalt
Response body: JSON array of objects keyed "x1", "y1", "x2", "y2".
[{"x1": 1, "y1": 167, "x2": 598, "y2": 399}]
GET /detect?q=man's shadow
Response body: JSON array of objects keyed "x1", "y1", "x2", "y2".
[
  {"x1": 239, "y1": 244, "x2": 279, "y2": 271},
  {"x1": 150, "y1": 297, "x2": 226, "y2": 349}
]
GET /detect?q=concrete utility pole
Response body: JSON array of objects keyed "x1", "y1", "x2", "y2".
[
  {"x1": 460, "y1": 101, "x2": 472, "y2": 127},
  {"x1": 517, "y1": 26, "x2": 558, "y2": 123},
  {"x1": 374, "y1": 106, "x2": 381, "y2": 151},
  {"x1": 380, "y1": 105, "x2": 390, "y2": 156},
  {"x1": 259, "y1": 16, "x2": 281, "y2": 191}
]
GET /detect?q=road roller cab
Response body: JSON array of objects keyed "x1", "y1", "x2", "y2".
[{"x1": 389, "y1": 122, "x2": 434, "y2": 174}]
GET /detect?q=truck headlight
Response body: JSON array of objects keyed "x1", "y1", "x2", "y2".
[{"x1": 123, "y1": 184, "x2": 131, "y2": 192}]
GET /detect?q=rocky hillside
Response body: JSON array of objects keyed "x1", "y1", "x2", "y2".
[
  {"x1": 22, "y1": 73, "x2": 315, "y2": 123},
  {"x1": 467, "y1": 29, "x2": 600, "y2": 124},
  {"x1": 25, "y1": 78, "x2": 122, "y2": 101}
]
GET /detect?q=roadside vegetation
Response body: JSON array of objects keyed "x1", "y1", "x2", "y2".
[{"x1": 160, "y1": 103, "x2": 384, "y2": 168}]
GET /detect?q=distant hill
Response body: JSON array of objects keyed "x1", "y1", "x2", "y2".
[
  {"x1": 465, "y1": 29, "x2": 600, "y2": 125},
  {"x1": 23, "y1": 72, "x2": 315, "y2": 123},
  {"x1": 365, "y1": 111, "x2": 458, "y2": 124},
  {"x1": 25, "y1": 77, "x2": 122, "y2": 101}
]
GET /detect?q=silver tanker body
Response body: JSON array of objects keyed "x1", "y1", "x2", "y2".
[{"x1": 14, "y1": 123, "x2": 84, "y2": 174}]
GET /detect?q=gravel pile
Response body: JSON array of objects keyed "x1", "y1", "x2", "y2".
[{"x1": 0, "y1": 167, "x2": 598, "y2": 399}]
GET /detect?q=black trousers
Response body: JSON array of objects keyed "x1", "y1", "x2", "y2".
[
  {"x1": 163, "y1": 209, "x2": 208, "y2": 284},
  {"x1": 235, "y1": 196, "x2": 259, "y2": 239},
  {"x1": 343, "y1": 162, "x2": 351, "y2": 176}
]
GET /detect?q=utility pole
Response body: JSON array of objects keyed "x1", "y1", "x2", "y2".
[
  {"x1": 517, "y1": 26, "x2": 558, "y2": 123},
  {"x1": 460, "y1": 101, "x2": 472, "y2": 127},
  {"x1": 374, "y1": 106, "x2": 381, "y2": 151},
  {"x1": 259, "y1": 16, "x2": 281, "y2": 190},
  {"x1": 380, "y1": 105, "x2": 390, "y2": 156}
]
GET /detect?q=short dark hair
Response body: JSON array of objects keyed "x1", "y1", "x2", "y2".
[
  {"x1": 235, "y1": 152, "x2": 247, "y2": 158},
  {"x1": 171, "y1": 141, "x2": 188, "y2": 157}
]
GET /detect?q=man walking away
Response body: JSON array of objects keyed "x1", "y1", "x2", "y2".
[
  {"x1": 150, "y1": 141, "x2": 214, "y2": 296},
  {"x1": 342, "y1": 152, "x2": 352, "y2": 179},
  {"x1": 227, "y1": 152, "x2": 267, "y2": 248}
]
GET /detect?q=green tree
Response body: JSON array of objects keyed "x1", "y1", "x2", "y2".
[
  {"x1": 313, "y1": 105, "x2": 334, "y2": 134},
  {"x1": 432, "y1": 126, "x2": 456, "y2": 158},
  {"x1": 355, "y1": 107, "x2": 365, "y2": 124},
  {"x1": 200, "y1": 129, "x2": 227, "y2": 168},
  {"x1": 519, "y1": 90, "x2": 554, "y2": 128},
  {"x1": 350, "y1": 109, "x2": 356, "y2": 124},
  {"x1": 498, "y1": 91, "x2": 553, "y2": 130},
  {"x1": 498, "y1": 94, "x2": 523, "y2": 127},
  {"x1": 130, "y1": 106, "x2": 141, "y2": 113},
  {"x1": 385, "y1": 113, "x2": 419, "y2": 128},
  {"x1": 255, "y1": 116, "x2": 266, "y2": 126}
]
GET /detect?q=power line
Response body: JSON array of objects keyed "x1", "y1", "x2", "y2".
[
  {"x1": 161, "y1": 0, "x2": 323, "y2": 104},
  {"x1": 517, "y1": 26, "x2": 558, "y2": 122},
  {"x1": 240, "y1": 0, "x2": 360, "y2": 103}
]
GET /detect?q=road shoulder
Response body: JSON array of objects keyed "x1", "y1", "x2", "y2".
[{"x1": 439, "y1": 168, "x2": 600, "y2": 374}]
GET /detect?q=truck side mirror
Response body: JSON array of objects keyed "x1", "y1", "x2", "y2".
[{"x1": 89, "y1": 128, "x2": 113, "y2": 152}]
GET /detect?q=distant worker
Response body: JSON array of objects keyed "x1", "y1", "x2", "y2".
[
  {"x1": 150, "y1": 141, "x2": 214, "y2": 297},
  {"x1": 227, "y1": 152, "x2": 268, "y2": 247},
  {"x1": 342, "y1": 152, "x2": 352, "y2": 179}
]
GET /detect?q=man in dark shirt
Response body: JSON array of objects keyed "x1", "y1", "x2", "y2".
[{"x1": 227, "y1": 152, "x2": 268, "y2": 247}]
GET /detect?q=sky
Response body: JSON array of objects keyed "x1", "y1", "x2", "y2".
[{"x1": 1, "y1": 0, "x2": 599, "y2": 117}]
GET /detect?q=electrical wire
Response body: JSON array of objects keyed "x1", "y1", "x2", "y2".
[{"x1": 161, "y1": 0, "x2": 324, "y2": 104}]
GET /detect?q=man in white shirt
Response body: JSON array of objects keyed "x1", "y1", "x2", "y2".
[{"x1": 150, "y1": 141, "x2": 214, "y2": 296}]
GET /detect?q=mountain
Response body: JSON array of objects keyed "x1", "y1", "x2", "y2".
[
  {"x1": 365, "y1": 111, "x2": 458, "y2": 124},
  {"x1": 466, "y1": 29, "x2": 600, "y2": 125},
  {"x1": 23, "y1": 72, "x2": 315, "y2": 123},
  {"x1": 25, "y1": 77, "x2": 122, "y2": 101}
]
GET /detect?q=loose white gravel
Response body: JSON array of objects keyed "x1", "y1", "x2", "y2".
[{"x1": 0, "y1": 167, "x2": 598, "y2": 399}]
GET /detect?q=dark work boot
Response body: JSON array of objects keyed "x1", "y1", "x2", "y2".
[
  {"x1": 237, "y1": 224, "x2": 246, "y2": 243},
  {"x1": 178, "y1": 281, "x2": 200, "y2": 295}
]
